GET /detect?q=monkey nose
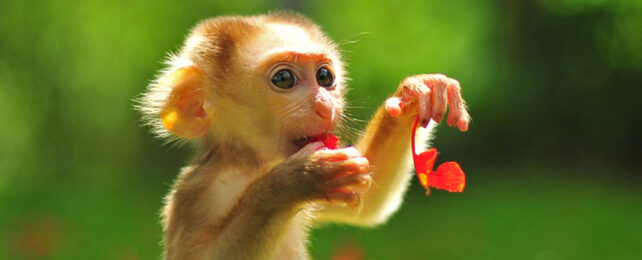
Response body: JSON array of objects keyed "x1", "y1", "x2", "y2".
[
  {"x1": 315, "y1": 102, "x2": 335, "y2": 121},
  {"x1": 314, "y1": 95, "x2": 336, "y2": 121},
  {"x1": 314, "y1": 89, "x2": 336, "y2": 121},
  {"x1": 314, "y1": 100, "x2": 334, "y2": 121}
]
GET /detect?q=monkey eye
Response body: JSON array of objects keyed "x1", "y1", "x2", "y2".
[
  {"x1": 271, "y1": 69, "x2": 297, "y2": 89},
  {"x1": 316, "y1": 67, "x2": 335, "y2": 87}
]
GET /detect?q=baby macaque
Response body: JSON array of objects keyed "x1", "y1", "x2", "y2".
[{"x1": 138, "y1": 12, "x2": 469, "y2": 260}]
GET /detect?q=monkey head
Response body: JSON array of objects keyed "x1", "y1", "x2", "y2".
[{"x1": 139, "y1": 13, "x2": 346, "y2": 156}]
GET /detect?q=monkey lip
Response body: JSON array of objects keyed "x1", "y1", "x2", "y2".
[
  {"x1": 292, "y1": 133, "x2": 340, "y2": 151},
  {"x1": 292, "y1": 138, "x2": 312, "y2": 151}
]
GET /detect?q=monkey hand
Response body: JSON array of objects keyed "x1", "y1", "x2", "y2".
[
  {"x1": 272, "y1": 142, "x2": 371, "y2": 208},
  {"x1": 385, "y1": 74, "x2": 470, "y2": 131}
]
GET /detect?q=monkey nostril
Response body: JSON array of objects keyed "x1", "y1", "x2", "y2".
[
  {"x1": 314, "y1": 89, "x2": 335, "y2": 121},
  {"x1": 315, "y1": 108, "x2": 333, "y2": 120},
  {"x1": 314, "y1": 101, "x2": 335, "y2": 121}
]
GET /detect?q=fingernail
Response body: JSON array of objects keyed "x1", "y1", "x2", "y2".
[
  {"x1": 447, "y1": 117, "x2": 455, "y2": 126},
  {"x1": 434, "y1": 114, "x2": 442, "y2": 123},
  {"x1": 345, "y1": 147, "x2": 360, "y2": 157},
  {"x1": 421, "y1": 118, "x2": 429, "y2": 128},
  {"x1": 459, "y1": 120, "x2": 469, "y2": 132}
]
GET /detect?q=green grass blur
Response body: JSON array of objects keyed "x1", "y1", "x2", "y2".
[{"x1": 1, "y1": 0, "x2": 640, "y2": 259}]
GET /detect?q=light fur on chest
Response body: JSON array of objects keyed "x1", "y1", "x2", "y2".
[{"x1": 162, "y1": 165, "x2": 313, "y2": 259}]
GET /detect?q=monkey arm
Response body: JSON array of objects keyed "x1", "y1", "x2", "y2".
[
  {"x1": 203, "y1": 141, "x2": 369, "y2": 259},
  {"x1": 316, "y1": 73, "x2": 469, "y2": 226},
  {"x1": 205, "y1": 170, "x2": 304, "y2": 260},
  {"x1": 317, "y1": 105, "x2": 434, "y2": 226},
  {"x1": 164, "y1": 170, "x2": 303, "y2": 260}
]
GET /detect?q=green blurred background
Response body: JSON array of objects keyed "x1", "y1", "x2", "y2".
[{"x1": 1, "y1": 0, "x2": 640, "y2": 259}]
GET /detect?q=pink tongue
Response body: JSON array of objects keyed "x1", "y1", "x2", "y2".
[{"x1": 308, "y1": 133, "x2": 340, "y2": 149}]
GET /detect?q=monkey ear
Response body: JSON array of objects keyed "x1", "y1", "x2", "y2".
[{"x1": 159, "y1": 66, "x2": 211, "y2": 138}]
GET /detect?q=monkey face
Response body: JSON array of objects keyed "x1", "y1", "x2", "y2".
[
  {"x1": 250, "y1": 51, "x2": 345, "y2": 145},
  {"x1": 203, "y1": 22, "x2": 348, "y2": 150}
]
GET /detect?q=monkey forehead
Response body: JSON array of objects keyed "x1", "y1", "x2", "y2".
[
  {"x1": 268, "y1": 51, "x2": 332, "y2": 63},
  {"x1": 253, "y1": 23, "x2": 337, "y2": 59}
]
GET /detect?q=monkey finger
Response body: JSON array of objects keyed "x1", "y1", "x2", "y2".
[
  {"x1": 458, "y1": 113, "x2": 470, "y2": 132},
  {"x1": 353, "y1": 173, "x2": 373, "y2": 192},
  {"x1": 385, "y1": 97, "x2": 402, "y2": 117},
  {"x1": 353, "y1": 175, "x2": 372, "y2": 193},
  {"x1": 325, "y1": 189, "x2": 360, "y2": 208},
  {"x1": 325, "y1": 172, "x2": 371, "y2": 190},
  {"x1": 446, "y1": 84, "x2": 461, "y2": 127},
  {"x1": 446, "y1": 112, "x2": 459, "y2": 128},
  {"x1": 397, "y1": 76, "x2": 424, "y2": 102},
  {"x1": 314, "y1": 146, "x2": 360, "y2": 161},
  {"x1": 418, "y1": 87, "x2": 432, "y2": 128},
  {"x1": 296, "y1": 142, "x2": 325, "y2": 158},
  {"x1": 335, "y1": 157, "x2": 369, "y2": 174},
  {"x1": 445, "y1": 78, "x2": 470, "y2": 131},
  {"x1": 427, "y1": 77, "x2": 448, "y2": 124},
  {"x1": 321, "y1": 157, "x2": 369, "y2": 177},
  {"x1": 337, "y1": 147, "x2": 362, "y2": 159}
]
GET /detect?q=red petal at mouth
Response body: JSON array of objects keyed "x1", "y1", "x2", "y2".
[{"x1": 308, "y1": 133, "x2": 340, "y2": 149}]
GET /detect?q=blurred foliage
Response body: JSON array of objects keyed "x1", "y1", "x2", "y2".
[{"x1": 0, "y1": 0, "x2": 640, "y2": 259}]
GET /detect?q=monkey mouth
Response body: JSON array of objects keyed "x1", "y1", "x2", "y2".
[
  {"x1": 292, "y1": 137, "x2": 312, "y2": 151},
  {"x1": 291, "y1": 133, "x2": 340, "y2": 151}
]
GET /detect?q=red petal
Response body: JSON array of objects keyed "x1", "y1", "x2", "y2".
[
  {"x1": 428, "y1": 162, "x2": 466, "y2": 192},
  {"x1": 413, "y1": 148, "x2": 437, "y2": 179},
  {"x1": 323, "y1": 134, "x2": 340, "y2": 149},
  {"x1": 310, "y1": 133, "x2": 340, "y2": 150}
]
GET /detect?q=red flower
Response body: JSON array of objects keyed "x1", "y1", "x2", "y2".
[
  {"x1": 308, "y1": 117, "x2": 466, "y2": 196},
  {"x1": 411, "y1": 117, "x2": 466, "y2": 195}
]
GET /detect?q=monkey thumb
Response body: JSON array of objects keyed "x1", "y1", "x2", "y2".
[{"x1": 385, "y1": 97, "x2": 402, "y2": 117}]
